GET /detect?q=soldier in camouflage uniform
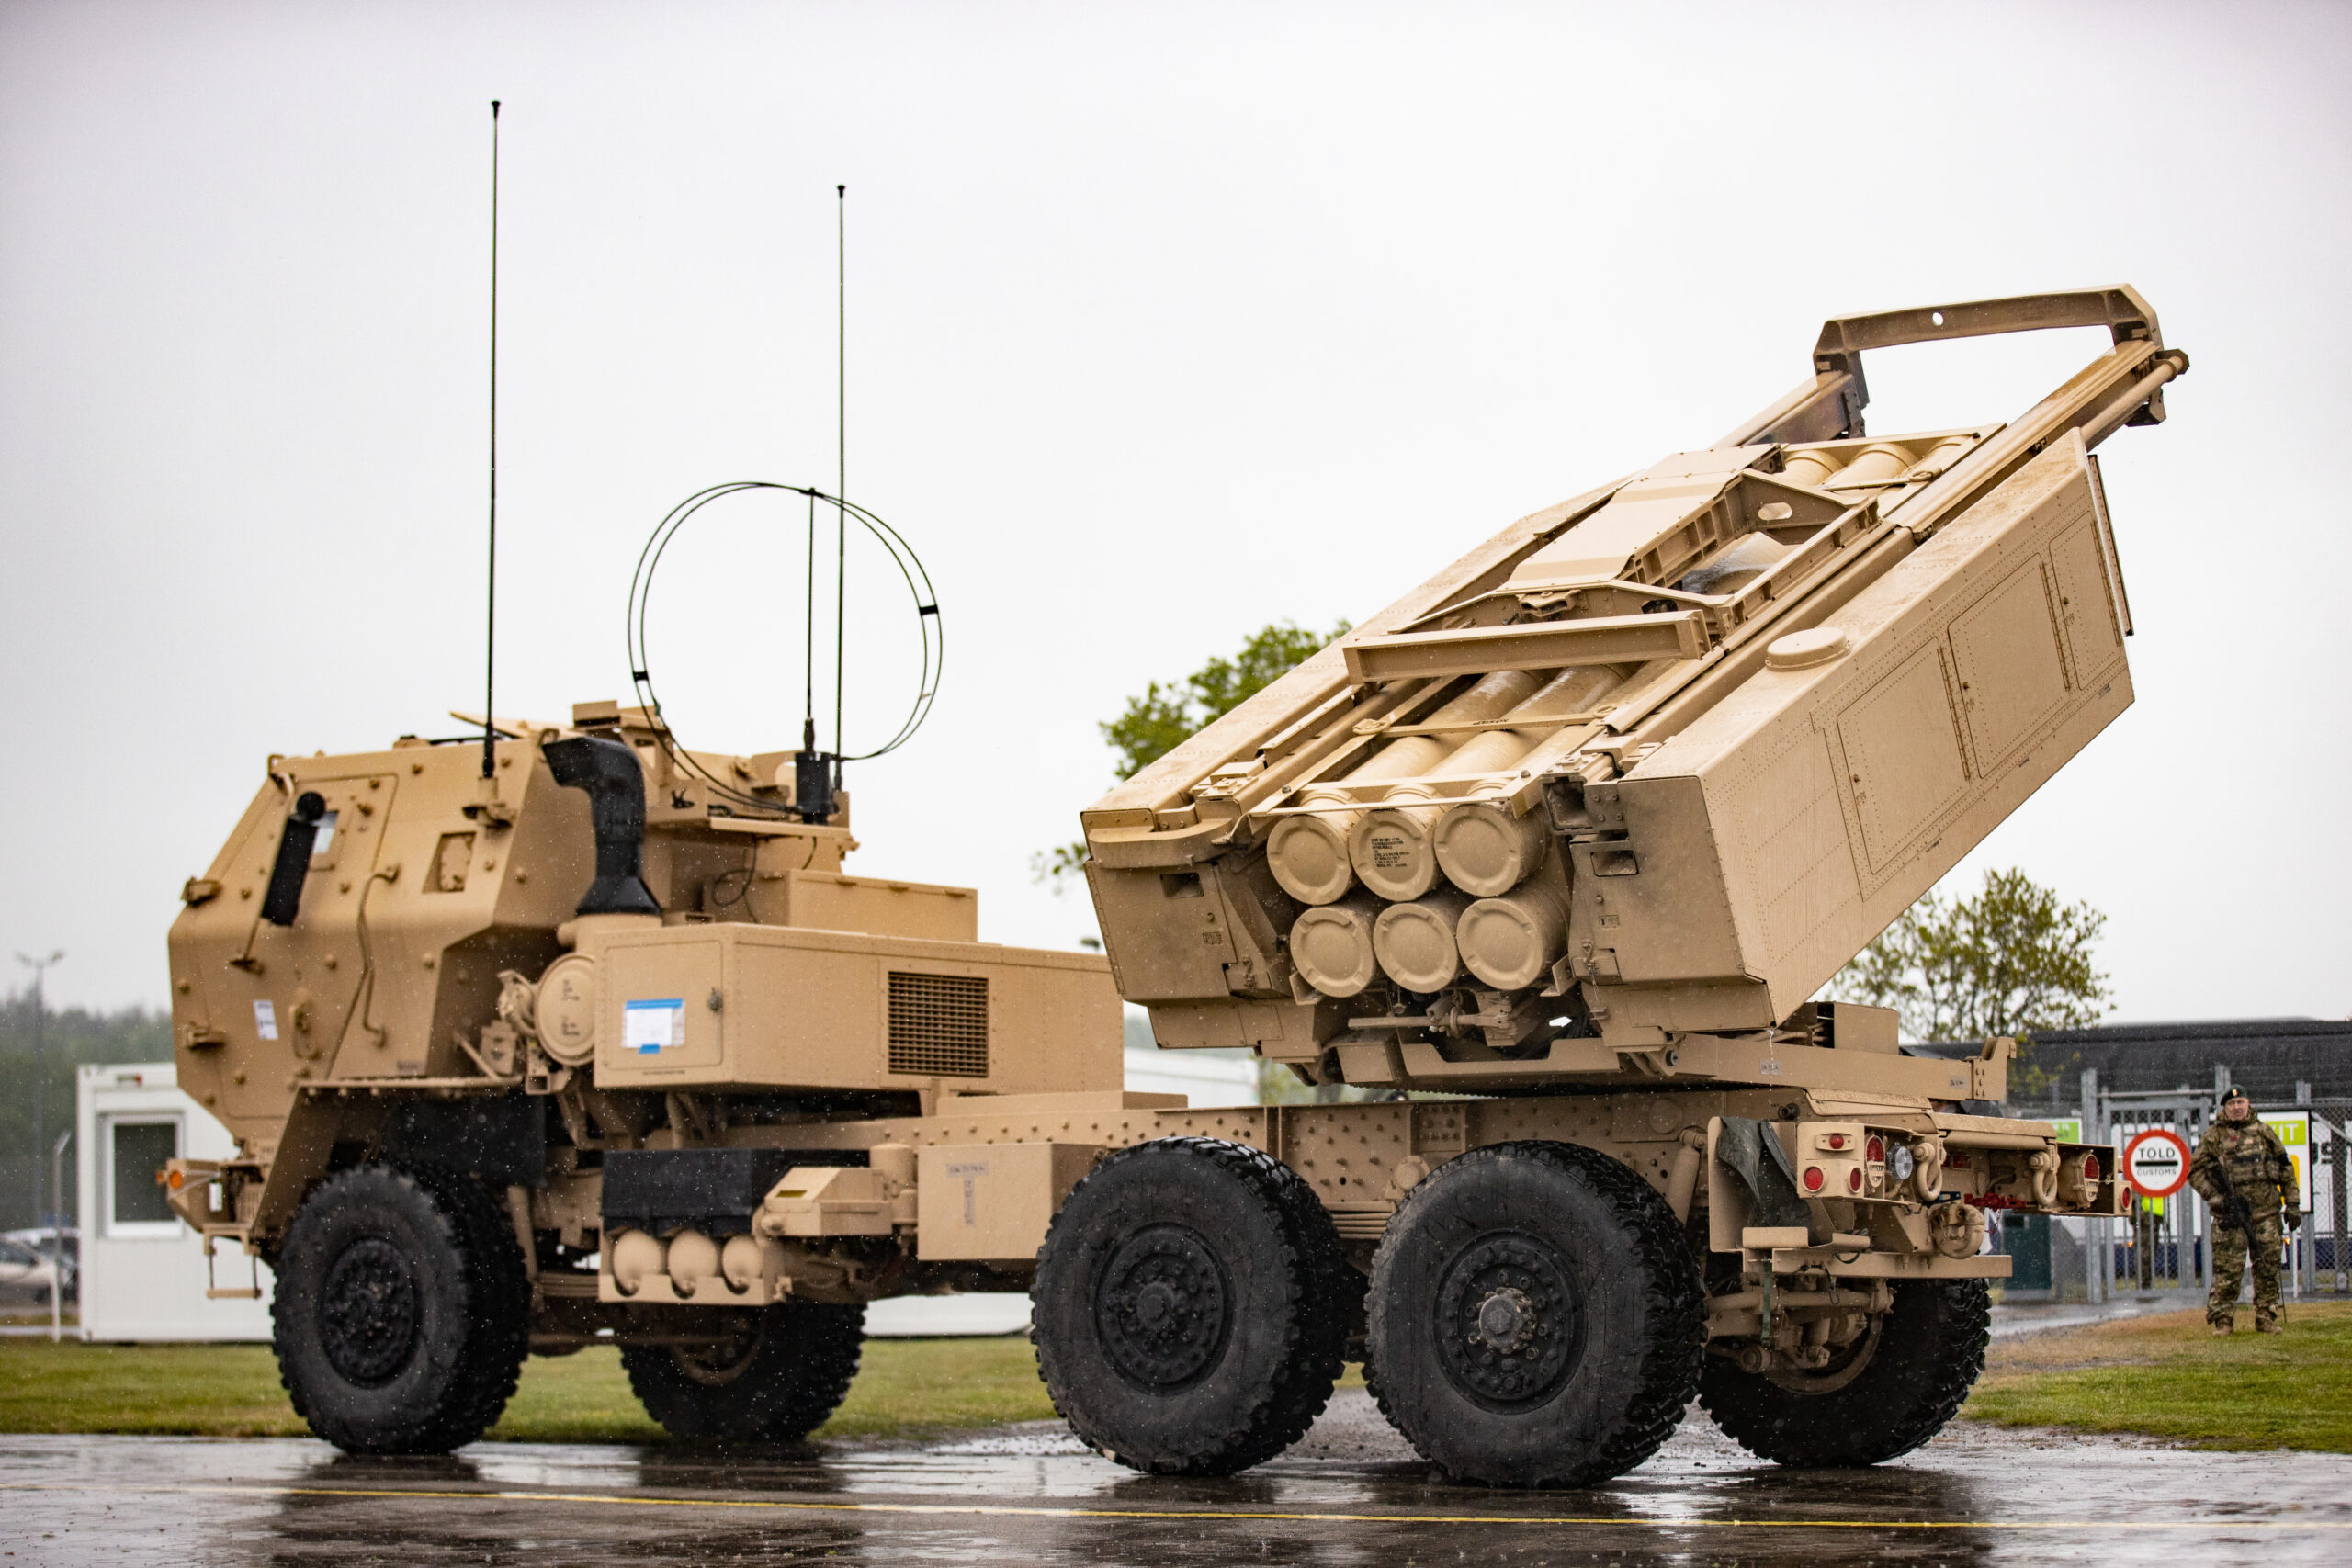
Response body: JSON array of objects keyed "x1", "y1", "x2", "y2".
[{"x1": 2188, "y1": 1087, "x2": 2301, "y2": 1334}]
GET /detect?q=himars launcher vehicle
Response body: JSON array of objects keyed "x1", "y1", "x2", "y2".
[{"x1": 171, "y1": 288, "x2": 2179, "y2": 1485}]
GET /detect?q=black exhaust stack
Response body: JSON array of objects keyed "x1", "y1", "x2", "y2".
[{"x1": 543, "y1": 735, "x2": 662, "y2": 916}]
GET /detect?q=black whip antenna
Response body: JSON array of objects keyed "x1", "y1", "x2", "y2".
[
  {"x1": 481, "y1": 99, "x2": 502, "y2": 780},
  {"x1": 801, "y1": 486, "x2": 818, "y2": 783},
  {"x1": 833, "y1": 182, "x2": 847, "y2": 779}
]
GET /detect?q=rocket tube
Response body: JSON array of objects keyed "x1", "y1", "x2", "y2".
[
  {"x1": 1372, "y1": 887, "x2": 1474, "y2": 993},
  {"x1": 1455, "y1": 881, "x2": 1570, "y2": 991},
  {"x1": 1778, "y1": 446, "x2": 1846, "y2": 489},
  {"x1": 1289, "y1": 894, "x2": 1384, "y2": 998},
  {"x1": 1432, "y1": 802, "x2": 1553, "y2": 898}
]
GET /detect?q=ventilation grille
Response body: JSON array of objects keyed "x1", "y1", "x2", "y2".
[{"x1": 888, "y1": 972, "x2": 989, "y2": 1077}]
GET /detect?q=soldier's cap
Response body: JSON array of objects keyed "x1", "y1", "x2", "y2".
[{"x1": 2222, "y1": 1086, "x2": 2251, "y2": 1102}]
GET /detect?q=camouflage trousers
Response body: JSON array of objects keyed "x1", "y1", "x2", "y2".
[{"x1": 2209, "y1": 1212, "x2": 2286, "y2": 1327}]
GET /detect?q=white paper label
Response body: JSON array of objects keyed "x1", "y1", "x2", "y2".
[
  {"x1": 624, "y1": 998, "x2": 685, "y2": 1055},
  {"x1": 253, "y1": 999, "x2": 278, "y2": 1041}
]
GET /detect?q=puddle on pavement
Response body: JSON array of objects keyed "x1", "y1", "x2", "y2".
[{"x1": 0, "y1": 1392, "x2": 2344, "y2": 1565}]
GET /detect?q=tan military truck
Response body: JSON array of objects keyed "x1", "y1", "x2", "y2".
[{"x1": 171, "y1": 288, "x2": 2175, "y2": 1487}]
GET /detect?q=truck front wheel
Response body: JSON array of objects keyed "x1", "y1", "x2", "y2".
[
  {"x1": 620, "y1": 1301, "x2": 865, "y2": 1441},
  {"x1": 1032, "y1": 1137, "x2": 1351, "y2": 1475},
  {"x1": 1364, "y1": 1141, "x2": 1705, "y2": 1487},
  {"x1": 272, "y1": 1162, "x2": 529, "y2": 1454},
  {"x1": 1698, "y1": 1278, "x2": 1990, "y2": 1466}
]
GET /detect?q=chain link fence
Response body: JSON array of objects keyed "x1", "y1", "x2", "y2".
[{"x1": 1995, "y1": 1078, "x2": 2347, "y2": 1304}]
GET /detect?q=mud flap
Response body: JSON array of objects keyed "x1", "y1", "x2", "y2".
[{"x1": 1714, "y1": 1116, "x2": 1817, "y2": 1238}]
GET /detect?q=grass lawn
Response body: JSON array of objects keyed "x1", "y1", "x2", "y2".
[
  {"x1": 29, "y1": 1301, "x2": 2338, "y2": 1454},
  {"x1": 0, "y1": 1334, "x2": 1062, "y2": 1445},
  {"x1": 1963, "y1": 1300, "x2": 2352, "y2": 1451}
]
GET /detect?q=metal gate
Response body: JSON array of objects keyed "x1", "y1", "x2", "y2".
[
  {"x1": 2093, "y1": 1084, "x2": 2215, "y2": 1303},
  {"x1": 2301, "y1": 1098, "x2": 2348, "y2": 1297},
  {"x1": 2071, "y1": 1069, "x2": 2350, "y2": 1305}
]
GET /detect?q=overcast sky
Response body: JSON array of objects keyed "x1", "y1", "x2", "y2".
[{"x1": 3, "y1": 1, "x2": 2346, "y2": 1027}]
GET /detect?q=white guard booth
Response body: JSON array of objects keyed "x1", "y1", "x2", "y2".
[{"x1": 75, "y1": 1063, "x2": 275, "y2": 1340}]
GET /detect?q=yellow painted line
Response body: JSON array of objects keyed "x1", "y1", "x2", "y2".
[{"x1": 1, "y1": 1479, "x2": 2346, "y2": 1531}]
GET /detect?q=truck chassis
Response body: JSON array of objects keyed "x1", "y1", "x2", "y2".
[{"x1": 166, "y1": 288, "x2": 2173, "y2": 1485}]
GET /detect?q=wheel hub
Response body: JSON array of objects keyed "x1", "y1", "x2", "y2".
[
  {"x1": 1434, "y1": 1232, "x2": 1580, "y2": 1409},
  {"x1": 1476, "y1": 1286, "x2": 1538, "y2": 1353},
  {"x1": 672, "y1": 1312, "x2": 766, "y2": 1387},
  {"x1": 1094, "y1": 1224, "x2": 1230, "y2": 1389},
  {"x1": 318, "y1": 1236, "x2": 420, "y2": 1386},
  {"x1": 1763, "y1": 1312, "x2": 1884, "y2": 1394},
  {"x1": 1136, "y1": 1280, "x2": 1178, "y2": 1328}
]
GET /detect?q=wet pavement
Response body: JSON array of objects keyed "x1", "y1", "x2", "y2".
[
  {"x1": 1984, "y1": 1297, "x2": 2203, "y2": 1338},
  {"x1": 0, "y1": 1393, "x2": 2344, "y2": 1565}
]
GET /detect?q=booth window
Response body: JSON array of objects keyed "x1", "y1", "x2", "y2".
[{"x1": 107, "y1": 1119, "x2": 181, "y2": 1236}]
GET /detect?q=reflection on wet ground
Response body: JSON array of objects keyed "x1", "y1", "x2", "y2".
[{"x1": 0, "y1": 1392, "x2": 2344, "y2": 1565}]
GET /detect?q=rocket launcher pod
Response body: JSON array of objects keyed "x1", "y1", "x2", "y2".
[{"x1": 1083, "y1": 288, "x2": 2183, "y2": 1091}]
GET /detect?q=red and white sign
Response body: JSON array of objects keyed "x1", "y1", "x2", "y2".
[{"x1": 2122, "y1": 1128, "x2": 2192, "y2": 1199}]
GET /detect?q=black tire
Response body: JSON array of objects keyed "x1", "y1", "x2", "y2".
[
  {"x1": 1032, "y1": 1137, "x2": 1351, "y2": 1476},
  {"x1": 1699, "y1": 1278, "x2": 1990, "y2": 1467},
  {"x1": 621, "y1": 1301, "x2": 865, "y2": 1441},
  {"x1": 272, "y1": 1162, "x2": 530, "y2": 1454},
  {"x1": 1365, "y1": 1141, "x2": 1704, "y2": 1488}
]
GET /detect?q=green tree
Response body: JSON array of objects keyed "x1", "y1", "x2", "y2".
[
  {"x1": 1831, "y1": 867, "x2": 2110, "y2": 1100},
  {"x1": 1101, "y1": 620, "x2": 1347, "y2": 783},
  {"x1": 0, "y1": 987, "x2": 175, "y2": 1230},
  {"x1": 1034, "y1": 619, "x2": 1348, "y2": 889}
]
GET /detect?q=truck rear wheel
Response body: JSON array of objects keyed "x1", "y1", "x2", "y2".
[
  {"x1": 1364, "y1": 1141, "x2": 1703, "y2": 1487},
  {"x1": 272, "y1": 1162, "x2": 529, "y2": 1454},
  {"x1": 621, "y1": 1301, "x2": 866, "y2": 1441},
  {"x1": 1032, "y1": 1137, "x2": 1351, "y2": 1475},
  {"x1": 1699, "y1": 1278, "x2": 1989, "y2": 1467}
]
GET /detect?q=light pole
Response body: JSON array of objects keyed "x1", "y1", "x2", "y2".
[
  {"x1": 17, "y1": 951, "x2": 63, "y2": 1246},
  {"x1": 49, "y1": 1130, "x2": 70, "y2": 1341}
]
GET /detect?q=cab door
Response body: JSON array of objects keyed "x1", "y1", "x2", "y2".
[{"x1": 196, "y1": 773, "x2": 400, "y2": 1117}]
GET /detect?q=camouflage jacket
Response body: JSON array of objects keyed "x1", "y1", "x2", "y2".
[{"x1": 2188, "y1": 1119, "x2": 2295, "y2": 1216}]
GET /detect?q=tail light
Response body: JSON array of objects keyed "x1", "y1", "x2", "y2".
[
  {"x1": 2083, "y1": 1155, "x2": 2101, "y2": 1182},
  {"x1": 1866, "y1": 1135, "x2": 1886, "y2": 1164},
  {"x1": 1803, "y1": 1166, "x2": 1826, "y2": 1192},
  {"x1": 1848, "y1": 1167, "x2": 1863, "y2": 1193}
]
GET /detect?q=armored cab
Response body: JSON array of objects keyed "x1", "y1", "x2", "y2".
[
  {"x1": 167, "y1": 702, "x2": 1127, "y2": 1453},
  {"x1": 172, "y1": 703, "x2": 1119, "y2": 1134}
]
